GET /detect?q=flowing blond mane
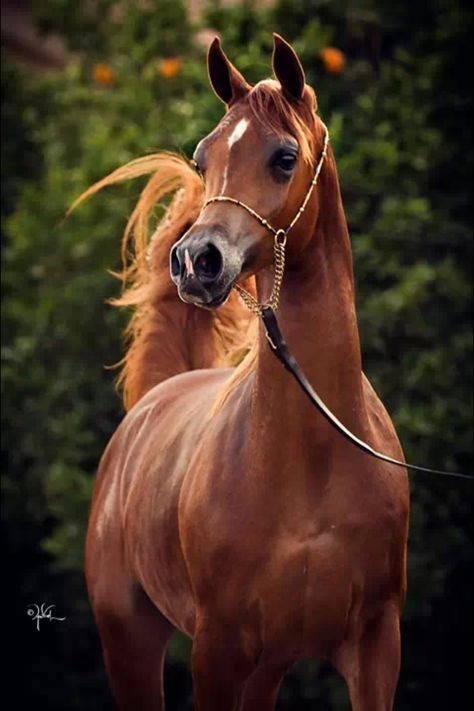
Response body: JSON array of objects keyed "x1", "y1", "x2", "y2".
[{"x1": 248, "y1": 80, "x2": 318, "y2": 165}]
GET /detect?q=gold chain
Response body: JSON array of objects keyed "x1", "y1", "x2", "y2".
[
  {"x1": 199, "y1": 124, "x2": 329, "y2": 314},
  {"x1": 234, "y1": 230, "x2": 287, "y2": 314}
]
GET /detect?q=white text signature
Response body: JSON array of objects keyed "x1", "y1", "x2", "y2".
[{"x1": 27, "y1": 603, "x2": 66, "y2": 631}]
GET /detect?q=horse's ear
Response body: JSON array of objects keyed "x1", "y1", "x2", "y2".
[
  {"x1": 207, "y1": 38, "x2": 251, "y2": 106},
  {"x1": 272, "y1": 33, "x2": 305, "y2": 101}
]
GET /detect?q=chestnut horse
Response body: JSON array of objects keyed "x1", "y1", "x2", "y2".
[{"x1": 84, "y1": 35, "x2": 409, "y2": 710}]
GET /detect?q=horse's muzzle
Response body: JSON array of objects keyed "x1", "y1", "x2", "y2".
[{"x1": 170, "y1": 233, "x2": 236, "y2": 307}]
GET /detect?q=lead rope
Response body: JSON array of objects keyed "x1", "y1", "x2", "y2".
[
  {"x1": 197, "y1": 125, "x2": 471, "y2": 481},
  {"x1": 260, "y1": 307, "x2": 471, "y2": 480}
]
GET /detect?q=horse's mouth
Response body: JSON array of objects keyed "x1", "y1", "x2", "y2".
[
  {"x1": 177, "y1": 283, "x2": 233, "y2": 310},
  {"x1": 207, "y1": 287, "x2": 233, "y2": 308}
]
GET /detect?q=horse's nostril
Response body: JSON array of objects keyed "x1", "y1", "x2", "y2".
[
  {"x1": 170, "y1": 245, "x2": 181, "y2": 280},
  {"x1": 194, "y1": 244, "x2": 223, "y2": 284}
]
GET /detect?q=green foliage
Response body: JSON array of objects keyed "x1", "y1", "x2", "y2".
[{"x1": 2, "y1": 0, "x2": 472, "y2": 708}]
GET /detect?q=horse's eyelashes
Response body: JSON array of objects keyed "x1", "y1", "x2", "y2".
[
  {"x1": 270, "y1": 149, "x2": 299, "y2": 178},
  {"x1": 277, "y1": 154, "x2": 297, "y2": 171}
]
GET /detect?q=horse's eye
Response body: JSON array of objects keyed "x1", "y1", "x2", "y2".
[{"x1": 271, "y1": 151, "x2": 298, "y2": 176}]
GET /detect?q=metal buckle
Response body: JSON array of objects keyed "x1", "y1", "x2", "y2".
[
  {"x1": 275, "y1": 229, "x2": 287, "y2": 247},
  {"x1": 264, "y1": 328, "x2": 277, "y2": 349}
]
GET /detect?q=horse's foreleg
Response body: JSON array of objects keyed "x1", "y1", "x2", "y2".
[
  {"x1": 191, "y1": 624, "x2": 255, "y2": 711},
  {"x1": 239, "y1": 659, "x2": 293, "y2": 711},
  {"x1": 94, "y1": 586, "x2": 175, "y2": 710},
  {"x1": 331, "y1": 601, "x2": 401, "y2": 711}
]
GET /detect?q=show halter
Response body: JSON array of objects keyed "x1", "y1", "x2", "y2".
[
  {"x1": 202, "y1": 124, "x2": 330, "y2": 314},
  {"x1": 195, "y1": 124, "x2": 471, "y2": 481}
]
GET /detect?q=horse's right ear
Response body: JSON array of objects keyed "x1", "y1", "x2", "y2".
[
  {"x1": 272, "y1": 34, "x2": 305, "y2": 101},
  {"x1": 207, "y1": 38, "x2": 251, "y2": 107}
]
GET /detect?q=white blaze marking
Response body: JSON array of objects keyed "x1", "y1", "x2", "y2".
[
  {"x1": 227, "y1": 118, "x2": 249, "y2": 149},
  {"x1": 221, "y1": 164, "x2": 229, "y2": 194},
  {"x1": 220, "y1": 118, "x2": 249, "y2": 194}
]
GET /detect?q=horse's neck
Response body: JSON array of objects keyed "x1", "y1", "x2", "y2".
[{"x1": 254, "y1": 155, "x2": 366, "y2": 440}]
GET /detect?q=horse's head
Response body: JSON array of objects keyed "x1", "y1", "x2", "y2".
[{"x1": 170, "y1": 34, "x2": 327, "y2": 308}]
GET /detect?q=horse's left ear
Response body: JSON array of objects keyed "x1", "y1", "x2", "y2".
[{"x1": 272, "y1": 33, "x2": 305, "y2": 101}]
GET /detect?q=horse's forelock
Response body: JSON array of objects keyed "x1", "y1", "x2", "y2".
[{"x1": 247, "y1": 80, "x2": 318, "y2": 166}]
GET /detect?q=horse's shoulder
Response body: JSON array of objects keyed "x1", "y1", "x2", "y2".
[
  {"x1": 362, "y1": 373, "x2": 400, "y2": 446},
  {"x1": 131, "y1": 366, "x2": 235, "y2": 410},
  {"x1": 95, "y1": 368, "x2": 233, "y2": 477},
  {"x1": 361, "y1": 373, "x2": 409, "y2": 506}
]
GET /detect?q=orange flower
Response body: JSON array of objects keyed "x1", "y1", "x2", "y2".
[
  {"x1": 93, "y1": 63, "x2": 116, "y2": 86},
  {"x1": 319, "y1": 47, "x2": 346, "y2": 73},
  {"x1": 158, "y1": 57, "x2": 182, "y2": 79}
]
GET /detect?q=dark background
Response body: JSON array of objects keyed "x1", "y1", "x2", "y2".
[{"x1": 2, "y1": 0, "x2": 472, "y2": 708}]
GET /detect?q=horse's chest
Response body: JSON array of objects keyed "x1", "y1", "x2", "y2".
[
  {"x1": 261, "y1": 523, "x2": 400, "y2": 654},
  {"x1": 180, "y1": 433, "x2": 407, "y2": 650}
]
